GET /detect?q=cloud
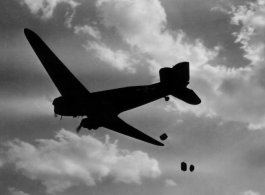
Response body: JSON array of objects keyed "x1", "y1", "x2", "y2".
[
  {"x1": 4, "y1": 130, "x2": 161, "y2": 194},
  {"x1": 231, "y1": 0, "x2": 265, "y2": 64},
  {"x1": 94, "y1": 0, "x2": 219, "y2": 79},
  {"x1": 9, "y1": 188, "x2": 30, "y2": 195},
  {"x1": 87, "y1": 41, "x2": 138, "y2": 73},
  {"x1": 74, "y1": 25, "x2": 102, "y2": 40},
  {"x1": 80, "y1": 0, "x2": 217, "y2": 75},
  {"x1": 241, "y1": 190, "x2": 260, "y2": 195},
  {"x1": 164, "y1": 179, "x2": 177, "y2": 187},
  {"x1": 96, "y1": 0, "x2": 218, "y2": 74},
  {"x1": 231, "y1": 0, "x2": 265, "y2": 28},
  {"x1": 17, "y1": 0, "x2": 80, "y2": 19}
]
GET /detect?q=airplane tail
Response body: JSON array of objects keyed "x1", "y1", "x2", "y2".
[{"x1": 159, "y1": 62, "x2": 201, "y2": 105}]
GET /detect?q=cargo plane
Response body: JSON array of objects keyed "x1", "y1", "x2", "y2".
[{"x1": 24, "y1": 28, "x2": 201, "y2": 146}]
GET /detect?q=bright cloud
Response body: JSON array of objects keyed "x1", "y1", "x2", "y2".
[
  {"x1": 87, "y1": 41, "x2": 137, "y2": 73},
  {"x1": 241, "y1": 190, "x2": 260, "y2": 195},
  {"x1": 9, "y1": 188, "x2": 30, "y2": 195},
  {"x1": 231, "y1": 0, "x2": 265, "y2": 28},
  {"x1": 164, "y1": 179, "x2": 177, "y2": 187},
  {"x1": 231, "y1": 0, "x2": 265, "y2": 64},
  {"x1": 74, "y1": 25, "x2": 102, "y2": 40},
  {"x1": 4, "y1": 130, "x2": 161, "y2": 194},
  {"x1": 96, "y1": 0, "x2": 218, "y2": 74},
  {"x1": 17, "y1": 0, "x2": 79, "y2": 19}
]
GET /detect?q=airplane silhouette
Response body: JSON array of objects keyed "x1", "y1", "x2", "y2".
[{"x1": 24, "y1": 28, "x2": 201, "y2": 146}]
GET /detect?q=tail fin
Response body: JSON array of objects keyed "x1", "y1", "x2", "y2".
[
  {"x1": 159, "y1": 62, "x2": 201, "y2": 105},
  {"x1": 159, "y1": 62, "x2": 189, "y2": 86}
]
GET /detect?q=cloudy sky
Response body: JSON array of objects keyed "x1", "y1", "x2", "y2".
[{"x1": 1, "y1": 0, "x2": 265, "y2": 195}]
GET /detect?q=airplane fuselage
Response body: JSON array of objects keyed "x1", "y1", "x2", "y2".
[{"x1": 53, "y1": 82, "x2": 176, "y2": 119}]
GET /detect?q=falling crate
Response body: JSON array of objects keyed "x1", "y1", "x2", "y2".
[
  {"x1": 160, "y1": 133, "x2": 168, "y2": 141},
  {"x1": 190, "y1": 164, "x2": 195, "y2": 172},
  {"x1": 181, "y1": 162, "x2": 187, "y2": 171}
]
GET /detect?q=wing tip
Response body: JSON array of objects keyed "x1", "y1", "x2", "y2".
[
  {"x1": 153, "y1": 140, "x2": 164, "y2": 146},
  {"x1": 24, "y1": 28, "x2": 39, "y2": 42},
  {"x1": 24, "y1": 28, "x2": 30, "y2": 33},
  {"x1": 24, "y1": 28, "x2": 32, "y2": 37},
  {"x1": 157, "y1": 142, "x2": 165, "y2": 146},
  {"x1": 24, "y1": 28, "x2": 36, "y2": 44}
]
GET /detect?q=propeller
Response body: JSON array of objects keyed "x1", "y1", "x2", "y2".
[
  {"x1": 45, "y1": 95, "x2": 53, "y2": 103},
  {"x1": 45, "y1": 95, "x2": 58, "y2": 118},
  {"x1": 76, "y1": 124, "x2": 82, "y2": 133}
]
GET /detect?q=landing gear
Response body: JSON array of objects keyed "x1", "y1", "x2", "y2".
[{"x1": 165, "y1": 96, "x2": 170, "y2": 101}]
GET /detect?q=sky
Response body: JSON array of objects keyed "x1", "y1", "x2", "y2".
[{"x1": 1, "y1": 0, "x2": 265, "y2": 195}]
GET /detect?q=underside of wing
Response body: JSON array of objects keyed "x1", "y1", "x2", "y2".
[
  {"x1": 102, "y1": 117, "x2": 164, "y2": 146},
  {"x1": 24, "y1": 28, "x2": 89, "y2": 97}
]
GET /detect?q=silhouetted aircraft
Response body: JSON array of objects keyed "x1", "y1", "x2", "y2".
[{"x1": 24, "y1": 28, "x2": 201, "y2": 146}]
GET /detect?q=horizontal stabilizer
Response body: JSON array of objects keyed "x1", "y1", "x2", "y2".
[
  {"x1": 171, "y1": 88, "x2": 201, "y2": 105},
  {"x1": 102, "y1": 117, "x2": 164, "y2": 146}
]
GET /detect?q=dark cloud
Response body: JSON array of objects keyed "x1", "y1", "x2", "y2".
[
  {"x1": 0, "y1": 164, "x2": 43, "y2": 195},
  {"x1": 243, "y1": 141, "x2": 265, "y2": 168}
]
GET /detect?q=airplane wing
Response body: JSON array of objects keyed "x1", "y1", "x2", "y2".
[
  {"x1": 24, "y1": 28, "x2": 90, "y2": 97},
  {"x1": 102, "y1": 117, "x2": 164, "y2": 146}
]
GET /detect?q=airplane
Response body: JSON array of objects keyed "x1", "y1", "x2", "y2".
[{"x1": 24, "y1": 28, "x2": 201, "y2": 146}]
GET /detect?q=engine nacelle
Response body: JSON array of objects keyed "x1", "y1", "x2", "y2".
[
  {"x1": 80, "y1": 118, "x2": 101, "y2": 130},
  {"x1": 53, "y1": 96, "x2": 82, "y2": 116}
]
